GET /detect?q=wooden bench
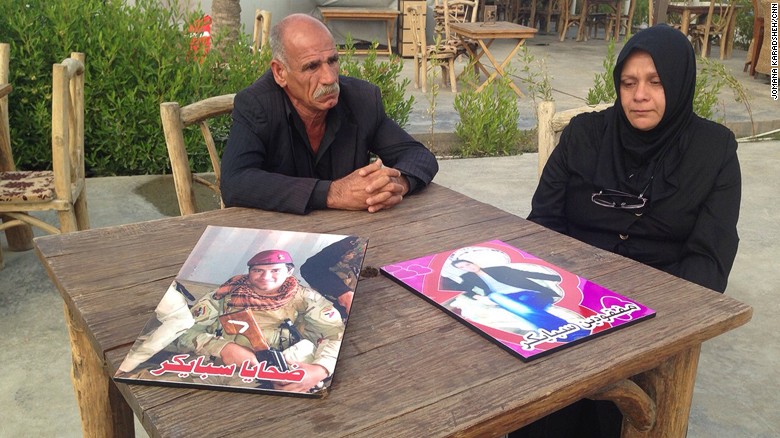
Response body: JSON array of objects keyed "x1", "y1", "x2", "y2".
[{"x1": 318, "y1": 7, "x2": 400, "y2": 56}]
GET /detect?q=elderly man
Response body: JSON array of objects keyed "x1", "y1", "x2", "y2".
[
  {"x1": 173, "y1": 249, "x2": 344, "y2": 393},
  {"x1": 220, "y1": 13, "x2": 438, "y2": 214}
]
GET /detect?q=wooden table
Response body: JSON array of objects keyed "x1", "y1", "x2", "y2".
[
  {"x1": 35, "y1": 183, "x2": 752, "y2": 437},
  {"x1": 449, "y1": 21, "x2": 538, "y2": 96},
  {"x1": 667, "y1": 1, "x2": 740, "y2": 58},
  {"x1": 318, "y1": 7, "x2": 400, "y2": 56}
]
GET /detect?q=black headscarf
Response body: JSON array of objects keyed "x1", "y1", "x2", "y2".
[{"x1": 594, "y1": 24, "x2": 697, "y2": 200}]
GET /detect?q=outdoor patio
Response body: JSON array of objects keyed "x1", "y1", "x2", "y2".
[{"x1": 1, "y1": 27, "x2": 779, "y2": 438}]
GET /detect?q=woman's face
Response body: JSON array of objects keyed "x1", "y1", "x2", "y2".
[{"x1": 619, "y1": 51, "x2": 666, "y2": 131}]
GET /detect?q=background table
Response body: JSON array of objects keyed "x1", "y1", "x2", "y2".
[
  {"x1": 35, "y1": 183, "x2": 752, "y2": 437},
  {"x1": 318, "y1": 7, "x2": 400, "y2": 56},
  {"x1": 449, "y1": 21, "x2": 537, "y2": 96}
]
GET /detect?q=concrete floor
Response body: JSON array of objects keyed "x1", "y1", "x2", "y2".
[{"x1": 1, "y1": 30, "x2": 779, "y2": 437}]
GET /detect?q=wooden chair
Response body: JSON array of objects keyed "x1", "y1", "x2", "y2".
[
  {"x1": 516, "y1": 0, "x2": 540, "y2": 28},
  {"x1": 407, "y1": 4, "x2": 458, "y2": 93},
  {"x1": 441, "y1": 0, "x2": 480, "y2": 59},
  {"x1": 493, "y1": 0, "x2": 521, "y2": 23},
  {"x1": 755, "y1": 0, "x2": 773, "y2": 75},
  {"x1": 252, "y1": 9, "x2": 271, "y2": 53},
  {"x1": 0, "y1": 52, "x2": 89, "y2": 267},
  {"x1": 558, "y1": 0, "x2": 586, "y2": 41},
  {"x1": 743, "y1": 0, "x2": 764, "y2": 76},
  {"x1": 160, "y1": 94, "x2": 234, "y2": 216},
  {"x1": 536, "y1": 100, "x2": 610, "y2": 176},
  {"x1": 1, "y1": 43, "x2": 35, "y2": 267},
  {"x1": 690, "y1": 0, "x2": 736, "y2": 59},
  {"x1": 606, "y1": 0, "x2": 636, "y2": 41},
  {"x1": 538, "y1": 0, "x2": 564, "y2": 33}
]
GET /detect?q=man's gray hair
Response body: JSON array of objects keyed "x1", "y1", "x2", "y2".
[{"x1": 269, "y1": 21, "x2": 288, "y2": 66}]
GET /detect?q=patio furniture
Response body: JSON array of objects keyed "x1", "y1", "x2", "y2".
[
  {"x1": 558, "y1": 0, "x2": 587, "y2": 40},
  {"x1": 160, "y1": 94, "x2": 234, "y2": 216},
  {"x1": 667, "y1": 1, "x2": 741, "y2": 59},
  {"x1": 34, "y1": 182, "x2": 753, "y2": 437},
  {"x1": 450, "y1": 21, "x2": 537, "y2": 95},
  {"x1": 407, "y1": 4, "x2": 459, "y2": 92},
  {"x1": 577, "y1": 0, "x2": 633, "y2": 41},
  {"x1": 0, "y1": 52, "x2": 89, "y2": 268},
  {"x1": 318, "y1": 7, "x2": 400, "y2": 56},
  {"x1": 743, "y1": 0, "x2": 764, "y2": 76},
  {"x1": 440, "y1": 0, "x2": 481, "y2": 59},
  {"x1": 0, "y1": 43, "x2": 35, "y2": 266},
  {"x1": 536, "y1": 100, "x2": 610, "y2": 176},
  {"x1": 689, "y1": 0, "x2": 737, "y2": 59},
  {"x1": 538, "y1": 0, "x2": 565, "y2": 33},
  {"x1": 754, "y1": 0, "x2": 773, "y2": 75},
  {"x1": 251, "y1": 9, "x2": 271, "y2": 53},
  {"x1": 606, "y1": 0, "x2": 636, "y2": 41}
]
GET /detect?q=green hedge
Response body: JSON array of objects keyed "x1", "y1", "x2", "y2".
[
  {"x1": 1, "y1": 0, "x2": 268, "y2": 175},
  {"x1": 1, "y1": 0, "x2": 413, "y2": 176}
]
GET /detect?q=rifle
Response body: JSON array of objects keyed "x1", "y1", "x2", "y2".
[{"x1": 218, "y1": 309, "x2": 289, "y2": 374}]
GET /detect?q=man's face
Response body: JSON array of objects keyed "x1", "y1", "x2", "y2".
[
  {"x1": 248, "y1": 263, "x2": 293, "y2": 292},
  {"x1": 271, "y1": 22, "x2": 340, "y2": 116},
  {"x1": 619, "y1": 50, "x2": 666, "y2": 131}
]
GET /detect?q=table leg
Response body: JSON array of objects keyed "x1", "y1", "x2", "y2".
[
  {"x1": 63, "y1": 302, "x2": 135, "y2": 437},
  {"x1": 681, "y1": 11, "x2": 691, "y2": 38},
  {"x1": 621, "y1": 344, "x2": 702, "y2": 437},
  {"x1": 459, "y1": 37, "x2": 492, "y2": 79},
  {"x1": 474, "y1": 39, "x2": 525, "y2": 97},
  {"x1": 385, "y1": 18, "x2": 394, "y2": 56}
]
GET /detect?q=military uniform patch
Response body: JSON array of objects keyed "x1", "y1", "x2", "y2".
[
  {"x1": 191, "y1": 300, "x2": 219, "y2": 322},
  {"x1": 321, "y1": 306, "x2": 340, "y2": 322}
]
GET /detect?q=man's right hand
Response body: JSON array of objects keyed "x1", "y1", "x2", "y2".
[{"x1": 219, "y1": 342, "x2": 258, "y2": 367}]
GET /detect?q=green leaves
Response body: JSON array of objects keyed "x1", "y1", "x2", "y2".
[
  {"x1": 0, "y1": 0, "x2": 264, "y2": 175},
  {"x1": 454, "y1": 71, "x2": 522, "y2": 157},
  {"x1": 338, "y1": 36, "x2": 414, "y2": 128},
  {"x1": 586, "y1": 38, "x2": 617, "y2": 105}
]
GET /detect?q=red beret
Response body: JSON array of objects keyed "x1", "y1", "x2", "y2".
[{"x1": 247, "y1": 250, "x2": 293, "y2": 266}]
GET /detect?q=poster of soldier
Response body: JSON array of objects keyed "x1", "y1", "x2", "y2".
[
  {"x1": 113, "y1": 225, "x2": 368, "y2": 397},
  {"x1": 380, "y1": 240, "x2": 655, "y2": 361}
]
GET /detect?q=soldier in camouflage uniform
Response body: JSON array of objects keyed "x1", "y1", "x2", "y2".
[{"x1": 173, "y1": 249, "x2": 344, "y2": 393}]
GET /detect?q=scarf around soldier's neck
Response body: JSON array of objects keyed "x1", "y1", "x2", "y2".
[
  {"x1": 214, "y1": 274, "x2": 298, "y2": 311},
  {"x1": 594, "y1": 24, "x2": 697, "y2": 202}
]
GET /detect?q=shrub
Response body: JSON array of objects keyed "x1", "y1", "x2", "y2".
[
  {"x1": 585, "y1": 39, "x2": 617, "y2": 105},
  {"x1": 454, "y1": 71, "x2": 522, "y2": 157},
  {"x1": 338, "y1": 37, "x2": 414, "y2": 129}
]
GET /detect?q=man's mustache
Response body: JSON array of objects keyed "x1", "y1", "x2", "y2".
[{"x1": 313, "y1": 83, "x2": 340, "y2": 99}]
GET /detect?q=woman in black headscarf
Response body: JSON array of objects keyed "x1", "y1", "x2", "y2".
[
  {"x1": 528, "y1": 24, "x2": 740, "y2": 294},
  {"x1": 518, "y1": 24, "x2": 742, "y2": 437}
]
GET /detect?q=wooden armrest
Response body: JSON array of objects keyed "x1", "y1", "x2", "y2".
[
  {"x1": 0, "y1": 83, "x2": 11, "y2": 98},
  {"x1": 588, "y1": 378, "x2": 656, "y2": 431}
]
